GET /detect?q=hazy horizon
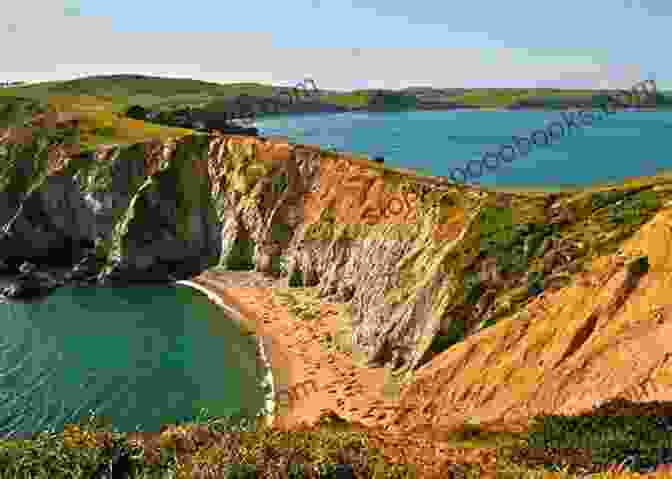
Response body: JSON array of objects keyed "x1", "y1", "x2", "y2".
[
  {"x1": 2, "y1": 0, "x2": 670, "y2": 91},
  {"x1": 2, "y1": 75, "x2": 669, "y2": 94}
]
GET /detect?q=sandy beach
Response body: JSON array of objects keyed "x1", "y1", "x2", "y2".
[
  {"x1": 175, "y1": 278, "x2": 277, "y2": 428},
  {"x1": 180, "y1": 270, "x2": 403, "y2": 431}
]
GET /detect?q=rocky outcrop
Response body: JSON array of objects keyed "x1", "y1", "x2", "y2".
[
  {"x1": 0, "y1": 131, "x2": 221, "y2": 284},
  {"x1": 0, "y1": 272, "x2": 63, "y2": 301},
  {"x1": 206, "y1": 136, "x2": 492, "y2": 372}
]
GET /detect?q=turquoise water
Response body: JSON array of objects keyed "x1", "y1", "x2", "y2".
[
  {"x1": 0, "y1": 284, "x2": 266, "y2": 437},
  {"x1": 256, "y1": 110, "x2": 672, "y2": 187}
]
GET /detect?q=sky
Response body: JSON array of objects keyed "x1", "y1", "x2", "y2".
[{"x1": 1, "y1": 0, "x2": 669, "y2": 91}]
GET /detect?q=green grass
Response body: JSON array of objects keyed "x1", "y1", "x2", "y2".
[
  {"x1": 0, "y1": 76, "x2": 275, "y2": 112},
  {"x1": 447, "y1": 89, "x2": 598, "y2": 108},
  {"x1": 318, "y1": 91, "x2": 371, "y2": 108},
  {"x1": 3, "y1": 399, "x2": 661, "y2": 478},
  {"x1": 0, "y1": 409, "x2": 419, "y2": 479}
]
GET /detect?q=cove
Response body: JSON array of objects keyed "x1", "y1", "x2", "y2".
[{"x1": 0, "y1": 282, "x2": 266, "y2": 438}]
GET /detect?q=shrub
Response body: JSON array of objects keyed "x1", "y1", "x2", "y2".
[
  {"x1": 606, "y1": 190, "x2": 659, "y2": 225},
  {"x1": 526, "y1": 271, "x2": 545, "y2": 297},
  {"x1": 591, "y1": 190, "x2": 630, "y2": 211},
  {"x1": 463, "y1": 271, "x2": 483, "y2": 305},
  {"x1": 270, "y1": 223, "x2": 292, "y2": 244},
  {"x1": 479, "y1": 221, "x2": 556, "y2": 276},
  {"x1": 627, "y1": 255, "x2": 649, "y2": 276},
  {"x1": 271, "y1": 255, "x2": 289, "y2": 276},
  {"x1": 521, "y1": 405, "x2": 672, "y2": 474},
  {"x1": 92, "y1": 126, "x2": 115, "y2": 137},
  {"x1": 124, "y1": 104, "x2": 149, "y2": 121},
  {"x1": 289, "y1": 266, "x2": 304, "y2": 287},
  {"x1": 226, "y1": 237, "x2": 255, "y2": 271},
  {"x1": 427, "y1": 319, "x2": 466, "y2": 356},
  {"x1": 271, "y1": 172, "x2": 288, "y2": 195}
]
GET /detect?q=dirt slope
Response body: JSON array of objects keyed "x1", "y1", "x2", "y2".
[{"x1": 387, "y1": 206, "x2": 672, "y2": 431}]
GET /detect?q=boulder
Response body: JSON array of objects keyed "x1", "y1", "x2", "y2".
[
  {"x1": 0, "y1": 273, "x2": 62, "y2": 301},
  {"x1": 18, "y1": 261, "x2": 37, "y2": 274}
]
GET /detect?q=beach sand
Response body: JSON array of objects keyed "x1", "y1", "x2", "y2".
[{"x1": 183, "y1": 270, "x2": 403, "y2": 431}]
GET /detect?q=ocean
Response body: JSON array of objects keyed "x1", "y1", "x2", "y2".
[
  {"x1": 0, "y1": 281, "x2": 266, "y2": 438},
  {"x1": 256, "y1": 110, "x2": 672, "y2": 188}
]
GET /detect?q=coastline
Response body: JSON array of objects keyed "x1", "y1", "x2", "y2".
[
  {"x1": 175, "y1": 279, "x2": 277, "y2": 428},
  {"x1": 174, "y1": 273, "x2": 404, "y2": 432}
]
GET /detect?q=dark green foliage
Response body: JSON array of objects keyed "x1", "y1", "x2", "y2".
[
  {"x1": 223, "y1": 463, "x2": 258, "y2": 478},
  {"x1": 605, "y1": 190, "x2": 659, "y2": 225},
  {"x1": 524, "y1": 411, "x2": 672, "y2": 471},
  {"x1": 477, "y1": 316, "x2": 498, "y2": 331},
  {"x1": 92, "y1": 126, "x2": 115, "y2": 137},
  {"x1": 478, "y1": 206, "x2": 514, "y2": 240},
  {"x1": 463, "y1": 271, "x2": 483, "y2": 305},
  {"x1": 591, "y1": 190, "x2": 630, "y2": 210},
  {"x1": 626, "y1": 255, "x2": 649, "y2": 276},
  {"x1": 0, "y1": 128, "x2": 50, "y2": 196},
  {"x1": 50, "y1": 125, "x2": 80, "y2": 146},
  {"x1": 494, "y1": 246, "x2": 529, "y2": 274},
  {"x1": 526, "y1": 271, "x2": 545, "y2": 297},
  {"x1": 270, "y1": 255, "x2": 288, "y2": 276},
  {"x1": 288, "y1": 267, "x2": 304, "y2": 287},
  {"x1": 477, "y1": 207, "x2": 558, "y2": 277},
  {"x1": 0, "y1": 97, "x2": 47, "y2": 129},
  {"x1": 270, "y1": 223, "x2": 292, "y2": 244},
  {"x1": 226, "y1": 237, "x2": 255, "y2": 271},
  {"x1": 654, "y1": 92, "x2": 672, "y2": 105},
  {"x1": 368, "y1": 91, "x2": 418, "y2": 111},
  {"x1": 524, "y1": 225, "x2": 554, "y2": 261},
  {"x1": 124, "y1": 104, "x2": 149, "y2": 120},
  {"x1": 428, "y1": 319, "x2": 466, "y2": 356},
  {"x1": 0, "y1": 414, "x2": 141, "y2": 479},
  {"x1": 271, "y1": 172, "x2": 288, "y2": 195},
  {"x1": 591, "y1": 94, "x2": 613, "y2": 108}
]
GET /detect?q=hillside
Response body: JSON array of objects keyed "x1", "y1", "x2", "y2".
[{"x1": 3, "y1": 75, "x2": 671, "y2": 120}]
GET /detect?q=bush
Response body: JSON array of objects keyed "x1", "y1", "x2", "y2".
[
  {"x1": 226, "y1": 237, "x2": 255, "y2": 271},
  {"x1": 92, "y1": 126, "x2": 115, "y2": 137},
  {"x1": 627, "y1": 255, "x2": 649, "y2": 276},
  {"x1": 427, "y1": 319, "x2": 466, "y2": 356},
  {"x1": 526, "y1": 271, "x2": 545, "y2": 297},
  {"x1": 271, "y1": 172, "x2": 288, "y2": 195},
  {"x1": 520, "y1": 403, "x2": 672, "y2": 474},
  {"x1": 271, "y1": 255, "x2": 289, "y2": 276},
  {"x1": 270, "y1": 223, "x2": 292, "y2": 244},
  {"x1": 288, "y1": 266, "x2": 304, "y2": 287},
  {"x1": 124, "y1": 104, "x2": 149, "y2": 121},
  {"x1": 605, "y1": 190, "x2": 659, "y2": 225},
  {"x1": 463, "y1": 271, "x2": 483, "y2": 305}
]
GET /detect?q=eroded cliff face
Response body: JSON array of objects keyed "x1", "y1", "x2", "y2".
[
  {"x1": 4, "y1": 125, "x2": 671, "y2": 380},
  {"x1": 206, "y1": 135, "x2": 490, "y2": 372},
  {"x1": 204, "y1": 134, "x2": 672, "y2": 379},
  {"x1": 0, "y1": 131, "x2": 221, "y2": 282},
  {"x1": 386, "y1": 206, "x2": 672, "y2": 431}
]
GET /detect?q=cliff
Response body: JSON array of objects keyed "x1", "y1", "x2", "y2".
[
  {"x1": 3, "y1": 120, "x2": 672, "y2": 382},
  {"x1": 0, "y1": 129, "x2": 221, "y2": 282}
]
